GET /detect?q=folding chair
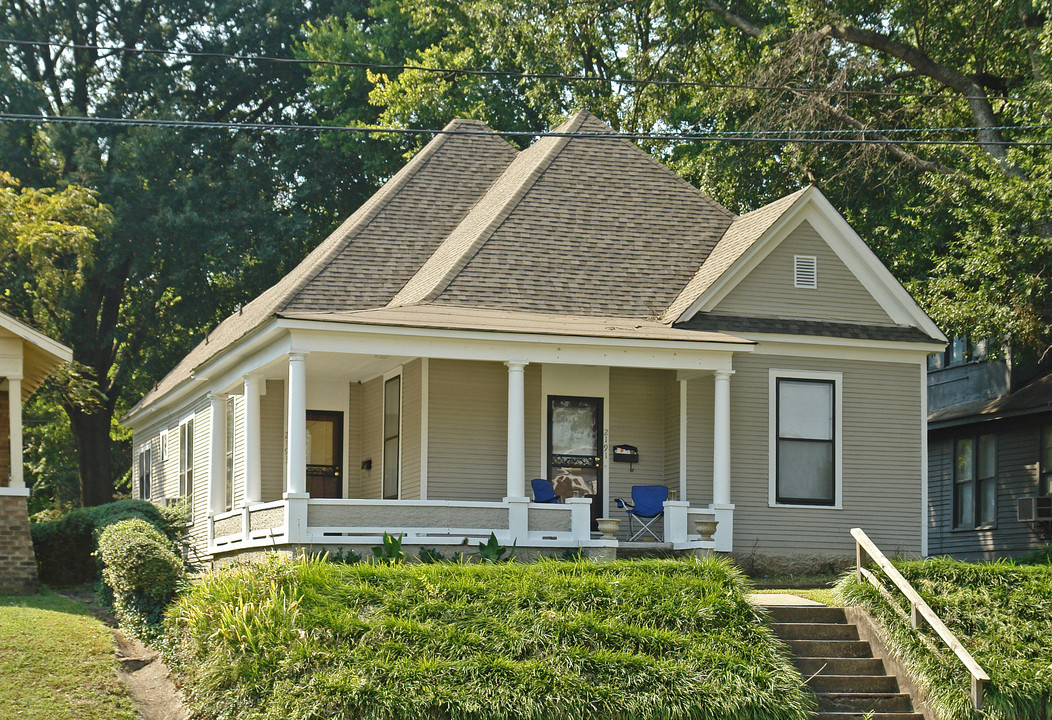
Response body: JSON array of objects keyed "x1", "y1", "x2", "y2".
[
  {"x1": 530, "y1": 478, "x2": 561, "y2": 503},
  {"x1": 614, "y1": 485, "x2": 668, "y2": 541}
]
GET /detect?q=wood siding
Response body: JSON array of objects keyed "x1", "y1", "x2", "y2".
[
  {"x1": 685, "y1": 377, "x2": 715, "y2": 507},
  {"x1": 711, "y1": 221, "x2": 894, "y2": 325},
  {"x1": 664, "y1": 379, "x2": 680, "y2": 488},
  {"x1": 928, "y1": 420, "x2": 1051, "y2": 560},
  {"x1": 346, "y1": 382, "x2": 362, "y2": 498},
  {"x1": 360, "y1": 375, "x2": 382, "y2": 498},
  {"x1": 260, "y1": 379, "x2": 285, "y2": 502},
  {"x1": 401, "y1": 360, "x2": 422, "y2": 500}
]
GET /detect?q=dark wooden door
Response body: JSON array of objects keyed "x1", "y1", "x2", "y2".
[
  {"x1": 306, "y1": 410, "x2": 343, "y2": 498},
  {"x1": 548, "y1": 396, "x2": 603, "y2": 529}
]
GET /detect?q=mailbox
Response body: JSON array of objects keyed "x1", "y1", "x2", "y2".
[{"x1": 612, "y1": 444, "x2": 639, "y2": 464}]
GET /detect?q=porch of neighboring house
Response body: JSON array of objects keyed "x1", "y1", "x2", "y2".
[{"x1": 195, "y1": 332, "x2": 743, "y2": 561}]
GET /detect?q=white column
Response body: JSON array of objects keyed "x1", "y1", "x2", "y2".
[
  {"x1": 712, "y1": 370, "x2": 734, "y2": 506},
  {"x1": 243, "y1": 375, "x2": 263, "y2": 505},
  {"x1": 679, "y1": 378, "x2": 688, "y2": 502},
  {"x1": 208, "y1": 392, "x2": 227, "y2": 515},
  {"x1": 285, "y1": 353, "x2": 308, "y2": 496},
  {"x1": 504, "y1": 361, "x2": 528, "y2": 499},
  {"x1": 8, "y1": 376, "x2": 23, "y2": 489}
]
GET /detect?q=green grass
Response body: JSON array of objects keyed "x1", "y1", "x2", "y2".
[
  {"x1": 167, "y1": 555, "x2": 813, "y2": 720},
  {"x1": 0, "y1": 590, "x2": 137, "y2": 719},
  {"x1": 836, "y1": 558, "x2": 1052, "y2": 720}
]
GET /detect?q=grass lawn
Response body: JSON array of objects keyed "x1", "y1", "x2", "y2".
[
  {"x1": 0, "y1": 590, "x2": 137, "y2": 719},
  {"x1": 837, "y1": 558, "x2": 1052, "y2": 720},
  {"x1": 168, "y1": 556, "x2": 813, "y2": 720}
]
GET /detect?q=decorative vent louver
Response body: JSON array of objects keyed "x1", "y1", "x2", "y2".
[{"x1": 794, "y1": 255, "x2": 817, "y2": 288}]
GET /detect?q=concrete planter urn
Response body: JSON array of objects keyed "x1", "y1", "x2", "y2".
[
  {"x1": 694, "y1": 519, "x2": 719, "y2": 541},
  {"x1": 596, "y1": 518, "x2": 621, "y2": 540}
]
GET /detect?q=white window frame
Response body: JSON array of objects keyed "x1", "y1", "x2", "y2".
[
  {"x1": 159, "y1": 429, "x2": 168, "y2": 461},
  {"x1": 138, "y1": 442, "x2": 152, "y2": 500},
  {"x1": 179, "y1": 414, "x2": 195, "y2": 504},
  {"x1": 768, "y1": 369, "x2": 843, "y2": 509},
  {"x1": 381, "y1": 366, "x2": 403, "y2": 500}
]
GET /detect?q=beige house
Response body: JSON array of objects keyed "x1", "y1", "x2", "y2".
[
  {"x1": 0, "y1": 310, "x2": 72, "y2": 593},
  {"x1": 122, "y1": 109, "x2": 945, "y2": 568}
]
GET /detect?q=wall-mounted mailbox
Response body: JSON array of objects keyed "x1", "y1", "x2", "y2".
[
  {"x1": 612, "y1": 445, "x2": 639, "y2": 463},
  {"x1": 361, "y1": 458, "x2": 372, "y2": 470}
]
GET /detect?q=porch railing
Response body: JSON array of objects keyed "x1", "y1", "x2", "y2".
[{"x1": 852, "y1": 527, "x2": 989, "y2": 710}]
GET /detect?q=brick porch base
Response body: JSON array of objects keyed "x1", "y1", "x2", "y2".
[{"x1": 0, "y1": 490, "x2": 38, "y2": 595}]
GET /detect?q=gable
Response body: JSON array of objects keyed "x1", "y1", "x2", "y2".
[{"x1": 708, "y1": 219, "x2": 894, "y2": 325}]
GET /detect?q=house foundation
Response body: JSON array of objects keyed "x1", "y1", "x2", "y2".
[{"x1": 0, "y1": 489, "x2": 38, "y2": 595}]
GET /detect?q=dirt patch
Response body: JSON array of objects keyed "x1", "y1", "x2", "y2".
[{"x1": 112, "y1": 629, "x2": 188, "y2": 720}]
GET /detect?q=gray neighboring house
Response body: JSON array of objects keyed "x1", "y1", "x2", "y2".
[
  {"x1": 122, "y1": 109, "x2": 945, "y2": 570},
  {"x1": 927, "y1": 339, "x2": 1052, "y2": 560}
]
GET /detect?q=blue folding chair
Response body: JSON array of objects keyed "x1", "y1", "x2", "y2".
[
  {"x1": 615, "y1": 485, "x2": 668, "y2": 541},
  {"x1": 531, "y1": 478, "x2": 561, "y2": 503}
]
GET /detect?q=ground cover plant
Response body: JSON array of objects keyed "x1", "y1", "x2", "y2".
[
  {"x1": 0, "y1": 590, "x2": 137, "y2": 719},
  {"x1": 167, "y1": 556, "x2": 812, "y2": 720},
  {"x1": 836, "y1": 557, "x2": 1052, "y2": 720}
]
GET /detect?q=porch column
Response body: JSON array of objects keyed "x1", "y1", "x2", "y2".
[
  {"x1": 208, "y1": 392, "x2": 227, "y2": 515},
  {"x1": 243, "y1": 375, "x2": 262, "y2": 505},
  {"x1": 285, "y1": 352, "x2": 308, "y2": 496},
  {"x1": 504, "y1": 361, "x2": 528, "y2": 499},
  {"x1": 8, "y1": 376, "x2": 22, "y2": 489},
  {"x1": 712, "y1": 370, "x2": 733, "y2": 506},
  {"x1": 679, "y1": 378, "x2": 688, "y2": 502}
]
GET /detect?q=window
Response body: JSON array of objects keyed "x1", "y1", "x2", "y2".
[
  {"x1": 954, "y1": 433, "x2": 996, "y2": 529},
  {"x1": 794, "y1": 255, "x2": 817, "y2": 288},
  {"x1": 1040, "y1": 427, "x2": 1052, "y2": 497},
  {"x1": 159, "y1": 429, "x2": 168, "y2": 461},
  {"x1": 225, "y1": 397, "x2": 234, "y2": 512},
  {"x1": 382, "y1": 374, "x2": 401, "y2": 499},
  {"x1": 179, "y1": 418, "x2": 194, "y2": 500},
  {"x1": 138, "y1": 444, "x2": 152, "y2": 500},
  {"x1": 770, "y1": 370, "x2": 842, "y2": 507}
]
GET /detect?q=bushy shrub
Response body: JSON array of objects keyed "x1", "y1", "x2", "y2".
[
  {"x1": 1017, "y1": 543, "x2": 1052, "y2": 565},
  {"x1": 97, "y1": 518, "x2": 185, "y2": 641},
  {"x1": 30, "y1": 499, "x2": 179, "y2": 585}
]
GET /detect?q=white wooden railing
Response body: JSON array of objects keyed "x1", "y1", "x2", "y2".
[{"x1": 852, "y1": 527, "x2": 990, "y2": 710}]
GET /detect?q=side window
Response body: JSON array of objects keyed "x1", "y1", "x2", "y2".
[
  {"x1": 138, "y1": 444, "x2": 152, "y2": 500},
  {"x1": 954, "y1": 433, "x2": 996, "y2": 529},
  {"x1": 770, "y1": 370, "x2": 842, "y2": 507},
  {"x1": 382, "y1": 374, "x2": 401, "y2": 500},
  {"x1": 179, "y1": 418, "x2": 194, "y2": 502},
  {"x1": 225, "y1": 397, "x2": 235, "y2": 512}
]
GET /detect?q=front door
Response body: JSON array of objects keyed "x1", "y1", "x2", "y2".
[
  {"x1": 548, "y1": 396, "x2": 603, "y2": 529},
  {"x1": 306, "y1": 410, "x2": 343, "y2": 498}
]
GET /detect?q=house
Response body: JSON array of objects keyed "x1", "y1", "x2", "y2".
[
  {"x1": 0, "y1": 310, "x2": 73, "y2": 593},
  {"x1": 121, "y1": 109, "x2": 945, "y2": 571},
  {"x1": 927, "y1": 339, "x2": 1052, "y2": 560}
]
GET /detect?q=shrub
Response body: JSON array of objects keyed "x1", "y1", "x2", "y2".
[
  {"x1": 97, "y1": 518, "x2": 185, "y2": 641},
  {"x1": 1017, "y1": 543, "x2": 1052, "y2": 565},
  {"x1": 30, "y1": 499, "x2": 179, "y2": 585}
]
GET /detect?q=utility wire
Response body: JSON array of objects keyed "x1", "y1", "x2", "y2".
[
  {"x1": 2, "y1": 37, "x2": 1049, "y2": 104},
  {"x1": 3, "y1": 113, "x2": 1051, "y2": 146}
]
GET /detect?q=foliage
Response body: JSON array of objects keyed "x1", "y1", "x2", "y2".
[
  {"x1": 0, "y1": 590, "x2": 138, "y2": 719},
  {"x1": 416, "y1": 546, "x2": 446, "y2": 563},
  {"x1": 166, "y1": 555, "x2": 812, "y2": 720},
  {"x1": 371, "y1": 532, "x2": 406, "y2": 563},
  {"x1": 475, "y1": 532, "x2": 515, "y2": 563},
  {"x1": 326, "y1": 547, "x2": 365, "y2": 565},
  {"x1": 835, "y1": 557, "x2": 1052, "y2": 720},
  {"x1": 30, "y1": 499, "x2": 179, "y2": 586},
  {"x1": 97, "y1": 518, "x2": 186, "y2": 642},
  {"x1": 1017, "y1": 543, "x2": 1052, "y2": 565}
]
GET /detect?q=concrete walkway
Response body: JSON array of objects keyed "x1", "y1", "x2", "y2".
[{"x1": 747, "y1": 593, "x2": 824, "y2": 606}]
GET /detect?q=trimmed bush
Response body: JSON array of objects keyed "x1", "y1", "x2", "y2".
[
  {"x1": 98, "y1": 518, "x2": 185, "y2": 641},
  {"x1": 30, "y1": 499, "x2": 177, "y2": 585},
  {"x1": 837, "y1": 557, "x2": 1052, "y2": 720},
  {"x1": 167, "y1": 556, "x2": 812, "y2": 720}
]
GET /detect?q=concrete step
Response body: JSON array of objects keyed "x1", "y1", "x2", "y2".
[
  {"x1": 772, "y1": 622, "x2": 859, "y2": 641},
  {"x1": 787, "y1": 639, "x2": 874, "y2": 658},
  {"x1": 807, "y1": 674, "x2": 899, "y2": 694},
  {"x1": 816, "y1": 692, "x2": 914, "y2": 714},
  {"x1": 767, "y1": 605, "x2": 848, "y2": 624},
  {"x1": 814, "y1": 714, "x2": 924, "y2": 720},
  {"x1": 795, "y1": 657, "x2": 886, "y2": 677}
]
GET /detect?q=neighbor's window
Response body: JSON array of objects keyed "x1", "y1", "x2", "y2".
[
  {"x1": 179, "y1": 418, "x2": 194, "y2": 500},
  {"x1": 775, "y1": 376, "x2": 838, "y2": 506},
  {"x1": 954, "y1": 433, "x2": 996, "y2": 529},
  {"x1": 1041, "y1": 427, "x2": 1052, "y2": 497},
  {"x1": 382, "y1": 375, "x2": 401, "y2": 499},
  {"x1": 138, "y1": 443, "x2": 152, "y2": 500},
  {"x1": 225, "y1": 397, "x2": 234, "y2": 512}
]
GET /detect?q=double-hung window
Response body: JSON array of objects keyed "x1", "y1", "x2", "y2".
[
  {"x1": 382, "y1": 373, "x2": 401, "y2": 499},
  {"x1": 179, "y1": 418, "x2": 194, "y2": 501},
  {"x1": 770, "y1": 370, "x2": 842, "y2": 507},
  {"x1": 953, "y1": 434, "x2": 996, "y2": 529},
  {"x1": 138, "y1": 443, "x2": 152, "y2": 500}
]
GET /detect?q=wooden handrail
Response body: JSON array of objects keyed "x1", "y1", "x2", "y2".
[{"x1": 851, "y1": 527, "x2": 990, "y2": 710}]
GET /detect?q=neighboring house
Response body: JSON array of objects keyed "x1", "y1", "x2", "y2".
[
  {"x1": 0, "y1": 310, "x2": 73, "y2": 594},
  {"x1": 121, "y1": 109, "x2": 945, "y2": 570},
  {"x1": 927, "y1": 339, "x2": 1052, "y2": 560}
]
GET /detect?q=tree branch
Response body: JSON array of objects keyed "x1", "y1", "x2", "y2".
[{"x1": 701, "y1": 0, "x2": 762, "y2": 37}]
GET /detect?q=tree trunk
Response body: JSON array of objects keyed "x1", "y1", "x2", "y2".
[{"x1": 69, "y1": 405, "x2": 115, "y2": 507}]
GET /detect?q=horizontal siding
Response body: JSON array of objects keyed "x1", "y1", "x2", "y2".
[
  {"x1": 260, "y1": 379, "x2": 285, "y2": 502},
  {"x1": 401, "y1": 360, "x2": 422, "y2": 500},
  {"x1": 231, "y1": 394, "x2": 245, "y2": 508},
  {"x1": 685, "y1": 377, "x2": 715, "y2": 507},
  {"x1": 346, "y1": 382, "x2": 362, "y2": 498},
  {"x1": 187, "y1": 398, "x2": 211, "y2": 560},
  {"x1": 711, "y1": 220, "x2": 893, "y2": 325},
  {"x1": 525, "y1": 364, "x2": 542, "y2": 482},
  {"x1": 727, "y1": 353, "x2": 923, "y2": 557},
  {"x1": 360, "y1": 376, "x2": 382, "y2": 499},
  {"x1": 664, "y1": 379, "x2": 679, "y2": 489},
  {"x1": 928, "y1": 421, "x2": 1050, "y2": 560}
]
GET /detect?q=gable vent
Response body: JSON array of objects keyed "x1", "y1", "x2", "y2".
[{"x1": 794, "y1": 255, "x2": 817, "y2": 288}]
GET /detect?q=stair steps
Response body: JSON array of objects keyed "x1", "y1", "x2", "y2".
[{"x1": 766, "y1": 604, "x2": 924, "y2": 720}]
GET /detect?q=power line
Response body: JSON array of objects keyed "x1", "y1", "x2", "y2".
[
  {"x1": 3, "y1": 37, "x2": 1049, "y2": 104},
  {"x1": 3, "y1": 113, "x2": 1051, "y2": 147}
]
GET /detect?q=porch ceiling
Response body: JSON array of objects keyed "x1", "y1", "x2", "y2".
[{"x1": 225, "y1": 351, "x2": 413, "y2": 391}]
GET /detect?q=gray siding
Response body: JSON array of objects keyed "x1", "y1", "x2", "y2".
[
  {"x1": 711, "y1": 221, "x2": 893, "y2": 325},
  {"x1": 187, "y1": 398, "x2": 211, "y2": 558},
  {"x1": 360, "y1": 376, "x2": 382, "y2": 498},
  {"x1": 685, "y1": 376, "x2": 715, "y2": 507},
  {"x1": 724, "y1": 353, "x2": 923, "y2": 557},
  {"x1": 928, "y1": 421, "x2": 1050, "y2": 560},
  {"x1": 260, "y1": 379, "x2": 285, "y2": 502},
  {"x1": 401, "y1": 360, "x2": 422, "y2": 500},
  {"x1": 346, "y1": 382, "x2": 362, "y2": 498},
  {"x1": 525, "y1": 364, "x2": 542, "y2": 482},
  {"x1": 664, "y1": 379, "x2": 680, "y2": 488}
]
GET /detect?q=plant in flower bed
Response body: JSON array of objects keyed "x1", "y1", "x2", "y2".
[
  {"x1": 166, "y1": 556, "x2": 811, "y2": 720},
  {"x1": 836, "y1": 557, "x2": 1052, "y2": 720}
]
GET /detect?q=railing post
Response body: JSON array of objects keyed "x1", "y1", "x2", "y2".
[
  {"x1": 506, "y1": 496, "x2": 529, "y2": 544},
  {"x1": 855, "y1": 537, "x2": 863, "y2": 584},
  {"x1": 663, "y1": 500, "x2": 689, "y2": 544},
  {"x1": 566, "y1": 497, "x2": 592, "y2": 543},
  {"x1": 972, "y1": 676, "x2": 985, "y2": 711}
]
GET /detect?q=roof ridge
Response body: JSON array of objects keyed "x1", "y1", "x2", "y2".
[{"x1": 388, "y1": 112, "x2": 590, "y2": 307}]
